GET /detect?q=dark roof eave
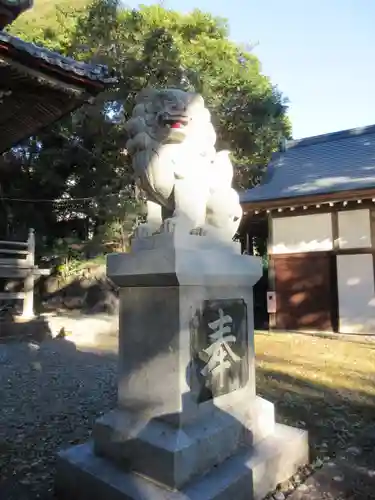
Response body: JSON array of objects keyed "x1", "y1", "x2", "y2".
[
  {"x1": 0, "y1": 101, "x2": 84, "y2": 155},
  {"x1": 0, "y1": 31, "x2": 117, "y2": 92},
  {"x1": 241, "y1": 186, "x2": 375, "y2": 211}
]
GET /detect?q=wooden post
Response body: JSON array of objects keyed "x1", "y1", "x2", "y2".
[
  {"x1": 247, "y1": 232, "x2": 254, "y2": 255},
  {"x1": 22, "y1": 228, "x2": 35, "y2": 319},
  {"x1": 267, "y1": 214, "x2": 277, "y2": 331}
]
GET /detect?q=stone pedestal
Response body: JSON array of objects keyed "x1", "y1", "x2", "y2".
[{"x1": 55, "y1": 233, "x2": 308, "y2": 500}]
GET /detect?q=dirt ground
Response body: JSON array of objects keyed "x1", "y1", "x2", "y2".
[{"x1": 1, "y1": 331, "x2": 375, "y2": 499}]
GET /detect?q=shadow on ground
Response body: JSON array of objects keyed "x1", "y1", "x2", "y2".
[
  {"x1": 0, "y1": 338, "x2": 117, "y2": 500},
  {"x1": 256, "y1": 360, "x2": 375, "y2": 461},
  {"x1": 0, "y1": 315, "x2": 52, "y2": 343},
  {"x1": 1, "y1": 333, "x2": 375, "y2": 499}
]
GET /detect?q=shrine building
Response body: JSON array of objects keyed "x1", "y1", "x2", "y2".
[{"x1": 240, "y1": 124, "x2": 375, "y2": 334}]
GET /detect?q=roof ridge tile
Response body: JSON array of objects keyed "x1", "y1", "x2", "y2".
[{"x1": 0, "y1": 30, "x2": 116, "y2": 84}]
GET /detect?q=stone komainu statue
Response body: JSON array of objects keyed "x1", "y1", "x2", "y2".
[{"x1": 125, "y1": 88, "x2": 242, "y2": 238}]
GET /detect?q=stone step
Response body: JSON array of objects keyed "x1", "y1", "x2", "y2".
[
  {"x1": 92, "y1": 397, "x2": 275, "y2": 490},
  {"x1": 55, "y1": 423, "x2": 308, "y2": 500}
]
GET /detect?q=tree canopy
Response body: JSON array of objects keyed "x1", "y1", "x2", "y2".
[{"x1": 3, "y1": 0, "x2": 290, "y2": 252}]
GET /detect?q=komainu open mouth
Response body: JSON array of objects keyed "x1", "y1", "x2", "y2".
[{"x1": 161, "y1": 115, "x2": 189, "y2": 129}]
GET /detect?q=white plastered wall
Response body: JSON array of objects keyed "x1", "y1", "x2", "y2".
[
  {"x1": 337, "y1": 253, "x2": 375, "y2": 333},
  {"x1": 272, "y1": 213, "x2": 333, "y2": 254},
  {"x1": 336, "y1": 209, "x2": 375, "y2": 333},
  {"x1": 337, "y1": 209, "x2": 371, "y2": 249},
  {"x1": 272, "y1": 208, "x2": 375, "y2": 333}
]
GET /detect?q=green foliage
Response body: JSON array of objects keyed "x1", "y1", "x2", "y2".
[
  {"x1": 3, "y1": 0, "x2": 290, "y2": 250},
  {"x1": 56, "y1": 255, "x2": 84, "y2": 282},
  {"x1": 56, "y1": 253, "x2": 106, "y2": 284},
  {"x1": 91, "y1": 196, "x2": 142, "y2": 252}
]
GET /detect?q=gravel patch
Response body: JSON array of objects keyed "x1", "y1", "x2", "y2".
[
  {"x1": 0, "y1": 339, "x2": 117, "y2": 499},
  {"x1": 3, "y1": 335, "x2": 375, "y2": 500},
  {"x1": 288, "y1": 424, "x2": 375, "y2": 500}
]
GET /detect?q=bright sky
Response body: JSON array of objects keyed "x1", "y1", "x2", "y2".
[{"x1": 125, "y1": 0, "x2": 375, "y2": 139}]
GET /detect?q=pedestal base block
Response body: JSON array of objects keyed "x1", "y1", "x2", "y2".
[
  {"x1": 56, "y1": 423, "x2": 308, "y2": 500},
  {"x1": 92, "y1": 396, "x2": 275, "y2": 489},
  {"x1": 55, "y1": 235, "x2": 309, "y2": 499}
]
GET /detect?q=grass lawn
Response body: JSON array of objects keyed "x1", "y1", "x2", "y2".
[{"x1": 255, "y1": 332, "x2": 375, "y2": 461}]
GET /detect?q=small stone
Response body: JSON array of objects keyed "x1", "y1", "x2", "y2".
[
  {"x1": 31, "y1": 459, "x2": 42, "y2": 467},
  {"x1": 296, "y1": 484, "x2": 309, "y2": 492},
  {"x1": 333, "y1": 475, "x2": 344, "y2": 482},
  {"x1": 278, "y1": 480, "x2": 292, "y2": 493},
  {"x1": 293, "y1": 474, "x2": 301, "y2": 485},
  {"x1": 28, "y1": 342, "x2": 40, "y2": 351},
  {"x1": 283, "y1": 480, "x2": 294, "y2": 493},
  {"x1": 20, "y1": 478, "x2": 32, "y2": 485},
  {"x1": 304, "y1": 464, "x2": 313, "y2": 475},
  {"x1": 273, "y1": 492, "x2": 285, "y2": 500},
  {"x1": 357, "y1": 466, "x2": 368, "y2": 474},
  {"x1": 346, "y1": 446, "x2": 361, "y2": 456},
  {"x1": 313, "y1": 458, "x2": 323, "y2": 469}
]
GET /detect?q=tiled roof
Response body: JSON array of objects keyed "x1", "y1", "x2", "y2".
[
  {"x1": 0, "y1": 31, "x2": 116, "y2": 153},
  {"x1": 0, "y1": 31, "x2": 116, "y2": 84},
  {"x1": 240, "y1": 124, "x2": 375, "y2": 204}
]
